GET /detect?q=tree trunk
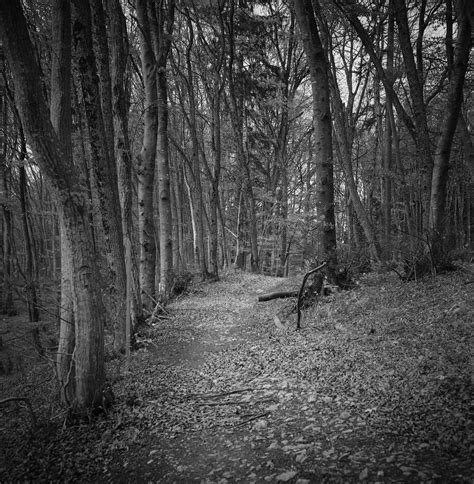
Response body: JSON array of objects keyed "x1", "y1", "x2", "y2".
[
  {"x1": 149, "y1": 0, "x2": 175, "y2": 298},
  {"x1": 0, "y1": 77, "x2": 16, "y2": 316},
  {"x1": 429, "y1": 0, "x2": 472, "y2": 257},
  {"x1": 392, "y1": 0, "x2": 433, "y2": 232},
  {"x1": 50, "y1": 0, "x2": 75, "y2": 407},
  {"x1": 0, "y1": 0, "x2": 106, "y2": 415},
  {"x1": 72, "y1": 0, "x2": 127, "y2": 352},
  {"x1": 136, "y1": 0, "x2": 157, "y2": 312},
  {"x1": 106, "y1": 0, "x2": 140, "y2": 346},
  {"x1": 226, "y1": 3, "x2": 259, "y2": 272},
  {"x1": 294, "y1": 0, "x2": 338, "y2": 282}
]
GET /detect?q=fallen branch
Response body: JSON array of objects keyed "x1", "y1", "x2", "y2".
[
  {"x1": 236, "y1": 411, "x2": 270, "y2": 426},
  {"x1": 258, "y1": 291, "x2": 298, "y2": 302},
  {"x1": 297, "y1": 262, "x2": 327, "y2": 330}
]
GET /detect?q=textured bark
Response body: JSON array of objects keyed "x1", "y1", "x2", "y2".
[
  {"x1": 0, "y1": 0, "x2": 105, "y2": 414},
  {"x1": 136, "y1": 0, "x2": 157, "y2": 311},
  {"x1": 90, "y1": 0, "x2": 115, "y2": 162},
  {"x1": 72, "y1": 0, "x2": 127, "y2": 351},
  {"x1": 226, "y1": 3, "x2": 259, "y2": 272},
  {"x1": 183, "y1": 15, "x2": 209, "y2": 279},
  {"x1": 106, "y1": 0, "x2": 140, "y2": 346},
  {"x1": 0, "y1": 76, "x2": 16, "y2": 316},
  {"x1": 393, "y1": 0, "x2": 433, "y2": 231},
  {"x1": 429, "y1": 0, "x2": 472, "y2": 247},
  {"x1": 50, "y1": 0, "x2": 75, "y2": 406},
  {"x1": 149, "y1": 0, "x2": 175, "y2": 298},
  {"x1": 294, "y1": 0, "x2": 338, "y2": 282}
]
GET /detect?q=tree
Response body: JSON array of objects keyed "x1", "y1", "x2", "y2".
[
  {"x1": 0, "y1": 0, "x2": 106, "y2": 416},
  {"x1": 294, "y1": 0, "x2": 338, "y2": 281},
  {"x1": 136, "y1": 0, "x2": 158, "y2": 312},
  {"x1": 150, "y1": 0, "x2": 175, "y2": 298},
  {"x1": 72, "y1": 0, "x2": 127, "y2": 352},
  {"x1": 429, "y1": 0, "x2": 472, "y2": 256},
  {"x1": 50, "y1": 0, "x2": 75, "y2": 406}
]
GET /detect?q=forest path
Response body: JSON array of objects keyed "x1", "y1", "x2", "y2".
[
  {"x1": 107, "y1": 270, "x2": 298, "y2": 483},
  {"x1": 103, "y1": 269, "x2": 472, "y2": 483},
  {"x1": 151, "y1": 271, "x2": 283, "y2": 368},
  {"x1": 2, "y1": 269, "x2": 472, "y2": 482}
]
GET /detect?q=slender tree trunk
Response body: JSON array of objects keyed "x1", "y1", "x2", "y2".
[
  {"x1": 106, "y1": 0, "x2": 140, "y2": 347},
  {"x1": 393, "y1": 0, "x2": 433, "y2": 232},
  {"x1": 182, "y1": 18, "x2": 209, "y2": 279},
  {"x1": 0, "y1": 75, "x2": 16, "y2": 315},
  {"x1": 136, "y1": 0, "x2": 157, "y2": 312},
  {"x1": 19, "y1": 166, "x2": 41, "y2": 329},
  {"x1": 208, "y1": 97, "x2": 223, "y2": 279},
  {"x1": 149, "y1": 0, "x2": 175, "y2": 298},
  {"x1": 429, "y1": 0, "x2": 472, "y2": 257},
  {"x1": 226, "y1": 2, "x2": 259, "y2": 272},
  {"x1": 294, "y1": 0, "x2": 338, "y2": 282}
]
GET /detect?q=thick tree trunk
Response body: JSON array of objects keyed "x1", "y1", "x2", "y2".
[
  {"x1": 72, "y1": 0, "x2": 127, "y2": 352},
  {"x1": 0, "y1": 0, "x2": 106, "y2": 414},
  {"x1": 294, "y1": 0, "x2": 338, "y2": 282},
  {"x1": 50, "y1": 0, "x2": 75, "y2": 407}
]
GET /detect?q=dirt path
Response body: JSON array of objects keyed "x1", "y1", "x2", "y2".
[
  {"x1": 102, "y1": 270, "x2": 472, "y2": 483},
  {"x1": 2, "y1": 270, "x2": 472, "y2": 482},
  {"x1": 149, "y1": 272, "x2": 281, "y2": 367},
  {"x1": 106, "y1": 272, "x2": 293, "y2": 483}
]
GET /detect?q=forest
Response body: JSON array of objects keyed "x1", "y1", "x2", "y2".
[{"x1": 0, "y1": 0, "x2": 472, "y2": 481}]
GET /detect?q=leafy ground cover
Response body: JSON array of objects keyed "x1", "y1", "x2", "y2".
[{"x1": 1, "y1": 268, "x2": 473, "y2": 482}]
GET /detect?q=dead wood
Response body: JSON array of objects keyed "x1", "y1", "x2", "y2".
[
  {"x1": 296, "y1": 262, "x2": 327, "y2": 330},
  {"x1": 258, "y1": 291, "x2": 298, "y2": 302}
]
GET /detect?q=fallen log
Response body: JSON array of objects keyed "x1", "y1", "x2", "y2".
[{"x1": 257, "y1": 291, "x2": 298, "y2": 302}]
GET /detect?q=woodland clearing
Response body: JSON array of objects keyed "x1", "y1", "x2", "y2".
[{"x1": 0, "y1": 268, "x2": 473, "y2": 483}]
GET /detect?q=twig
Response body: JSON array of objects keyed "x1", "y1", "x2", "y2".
[
  {"x1": 236, "y1": 411, "x2": 270, "y2": 426},
  {"x1": 0, "y1": 397, "x2": 37, "y2": 429}
]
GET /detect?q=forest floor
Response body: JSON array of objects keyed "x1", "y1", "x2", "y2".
[{"x1": 0, "y1": 267, "x2": 473, "y2": 483}]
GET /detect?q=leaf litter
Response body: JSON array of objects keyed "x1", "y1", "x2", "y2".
[{"x1": 0, "y1": 269, "x2": 473, "y2": 482}]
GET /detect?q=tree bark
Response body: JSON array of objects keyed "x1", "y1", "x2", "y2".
[
  {"x1": 106, "y1": 0, "x2": 140, "y2": 346},
  {"x1": 72, "y1": 0, "x2": 127, "y2": 352},
  {"x1": 50, "y1": 0, "x2": 75, "y2": 407},
  {"x1": 136, "y1": 0, "x2": 157, "y2": 312},
  {"x1": 0, "y1": 75, "x2": 16, "y2": 316},
  {"x1": 392, "y1": 0, "x2": 433, "y2": 231},
  {"x1": 429, "y1": 0, "x2": 472, "y2": 254},
  {"x1": 0, "y1": 0, "x2": 106, "y2": 414},
  {"x1": 294, "y1": 0, "x2": 338, "y2": 282},
  {"x1": 149, "y1": 0, "x2": 175, "y2": 298}
]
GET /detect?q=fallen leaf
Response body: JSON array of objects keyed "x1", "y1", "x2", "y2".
[
  {"x1": 359, "y1": 467, "x2": 369, "y2": 480},
  {"x1": 276, "y1": 470, "x2": 297, "y2": 482}
]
